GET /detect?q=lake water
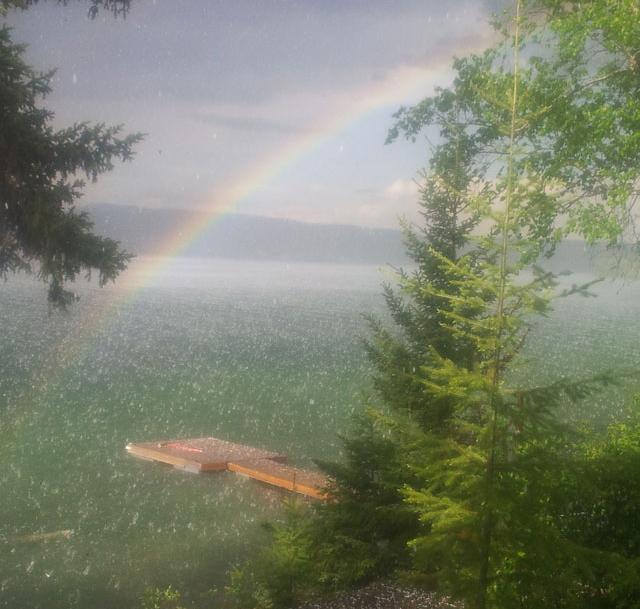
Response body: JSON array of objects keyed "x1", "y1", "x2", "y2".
[{"x1": 1, "y1": 257, "x2": 639, "y2": 609}]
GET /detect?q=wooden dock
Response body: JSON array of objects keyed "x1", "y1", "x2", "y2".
[
  {"x1": 228, "y1": 459, "x2": 328, "y2": 500},
  {"x1": 125, "y1": 436, "x2": 327, "y2": 499},
  {"x1": 125, "y1": 437, "x2": 287, "y2": 472}
]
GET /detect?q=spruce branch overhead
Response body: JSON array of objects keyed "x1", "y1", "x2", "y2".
[{"x1": 0, "y1": 3, "x2": 142, "y2": 308}]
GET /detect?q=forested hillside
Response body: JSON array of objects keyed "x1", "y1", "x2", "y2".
[{"x1": 88, "y1": 203, "x2": 600, "y2": 271}]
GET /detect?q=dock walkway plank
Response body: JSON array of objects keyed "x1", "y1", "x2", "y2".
[
  {"x1": 125, "y1": 437, "x2": 286, "y2": 472},
  {"x1": 228, "y1": 459, "x2": 327, "y2": 500}
]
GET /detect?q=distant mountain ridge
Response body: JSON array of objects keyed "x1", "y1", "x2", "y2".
[
  {"x1": 86, "y1": 203, "x2": 409, "y2": 265},
  {"x1": 86, "y1": 203, "x2": 599, "y2": 272}
]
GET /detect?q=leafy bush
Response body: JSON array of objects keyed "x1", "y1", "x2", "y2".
[
  {"x1": 140, "y1": 586, "x2": 186, "y2": 609},
  {"x1": 556, "y1": 410, "x2": 640, "y2": 609}
]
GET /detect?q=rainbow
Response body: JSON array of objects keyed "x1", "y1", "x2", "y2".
[
  {"x1": 140, "y1": 65, "x2": 446, "y2": 262},
  {"x1": 12, "y1": 33, "x2": 495, "y2": 422}
]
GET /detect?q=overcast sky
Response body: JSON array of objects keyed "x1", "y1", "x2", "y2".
[{"x1": 7, "y1": 0, "x2": 497, "y2": 228}]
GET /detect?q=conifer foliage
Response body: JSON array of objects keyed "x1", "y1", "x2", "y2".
[
  {"x1": 1, "y1": 1, "x2": 131, "y2": 19},
  {"x1": 0, "y1": 2, "x2": 140, "y2": 307},
  {"x1": 302, "y1": 98, "x2": 488, "y2": 597},
  {"x1": 368, "y1": 99, "x2": 482, "y2": 428}
]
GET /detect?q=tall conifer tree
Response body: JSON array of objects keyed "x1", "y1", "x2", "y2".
[
  {"x1": 312, "y1": 100, "x2": 485, "y2": 589},
  {"x1": 368, "y1": 98, "x2": 482, "y2": 428}
]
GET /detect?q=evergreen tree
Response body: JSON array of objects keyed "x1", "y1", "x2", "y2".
[
  {"x1": 0, "y1": 3, "x2": 140, "y2": 307},
  {"x1": 368, "y1": 98, "x2": 483, "y2": 429},
  {"x1": 304, "y1": 100, "x2": 487, "y2": 591},
  {"x1": 311, "y1": 414, "x2": 420, "y2": 588}
]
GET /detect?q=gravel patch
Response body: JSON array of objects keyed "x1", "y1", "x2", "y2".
[{"x1": 297, "y1": 583, "x2": 461, "y2": 609}]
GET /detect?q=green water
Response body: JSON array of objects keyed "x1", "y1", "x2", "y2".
[
  {"x1": 1, "y1": 257, "x2": 639, "y2": 609},
  {"x1": 0, "y1": 258, "x2": 383, "y2": 609}
]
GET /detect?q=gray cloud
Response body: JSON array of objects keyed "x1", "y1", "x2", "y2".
[
  {"x1": 4, "y1": 0, "x2": 496, "y2": 227},
  {"x1": 190, "y1": 111, "x2": 305, "y2": 135},
  {"x1": 8, "y1": 0, "x2": 491, "y2": 105}
]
